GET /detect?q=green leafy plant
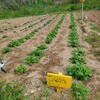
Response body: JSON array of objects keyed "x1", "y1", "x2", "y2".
[
  {"x1": 8, "y1": 40, "x2": 21, "y2": 47},
  {"x1": 2, "y1": 35, "x2": 8, "y2": 38},
  {"x1": 14, "y1": 64, "x2": 27, "y2": 74},
  {"x1": 71, "y1": 82, "x2": 89, "y2": 100},
  {"x1": 66, "y1": 64, "x2": 92, "y2": 80},
  {"x1": 30, "y1": 48, "x2": 45, "y2": 57},
  {"x1": 72, "y1": 48, "x2": 85, "y2": 56},
  {"x1": 45, "y1": 14, "x2": 66, "y2": 44},
  {"x1": 37, "y1": 44, "x2": 48, "y2": 50},
  {"x1": 69, "y1": 55, "x2": 86, "y2": 64},
  {"x1": 1, "y1": 47, "x2": 12, "y2": 54},
  {"x1": 24, "y1": 56, "x2": 40, "y2": 65}
]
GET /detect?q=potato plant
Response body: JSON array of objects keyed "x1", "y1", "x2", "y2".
[
  {"x1": 68, "y1": 13, "x2": 79, "y2": 47},
  {"x1": 1, "y1": 47, "x2": 12, "y2": 54},
  {"x1": 69, "y1": 55, "x2": 86, "y2": 64},
  {"x1": 66, "y1": 64, "x2": 92, "y2": 81},
  {"x1": 45, "y1": 14, "x2": 66, "y2": 44},
  {"x1": 71, "y1": 82, "x2": 89, "y2": 100},
  {"x1": 72, "y1": 48, "x2": 85, "y2": 56},
  {"x1": 14, "y1": 64, "x2": 27, "y2": 75}
]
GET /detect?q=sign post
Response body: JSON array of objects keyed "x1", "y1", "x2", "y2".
[
  {"x1": 47, "y1": 72, "x2": 72, "y2": 93},
  {"x1": 80, "y1": 0, "x2": 85, "y2": 22}
]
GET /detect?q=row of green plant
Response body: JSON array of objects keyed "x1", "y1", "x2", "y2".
[
  {"x1": 24, "y1": 14, "x2": 66, "y2": 65},
  {"x1": 24, "y1": 44, "x2": 47, "y2": 65},
  {"x1": 0, "y1": 15, "x2": 46, "y2": 33},
  {"x1": 1, "y1": 15, "x2": 57, "y2": 54},
  {"x1": 66, "y1": 13, "x2": 92, "y2": 100},
  {"x1": 45, "y1": 14, "x2": 66, "y2": 44},
  {"x1": 20, "y1": 16, "x2": 49, "y2": 31},
  {"x1": 68, "y1": 13, "x2": 79, "y2": 47}
]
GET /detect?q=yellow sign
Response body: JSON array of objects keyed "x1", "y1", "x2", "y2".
[{"x1": 47, "y1": 73, "x2": 72, "y2": 89}]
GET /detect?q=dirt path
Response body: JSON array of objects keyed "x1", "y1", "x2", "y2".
[{"x1": 0, "y1": 15, "x2": 55, "y2": 51}]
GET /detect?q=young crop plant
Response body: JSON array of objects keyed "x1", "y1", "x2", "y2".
[
  {"x1": 45, "y1": 14, "x2": 66, "y2": 44},
  {"x1": 14, "y1": 64, "x2": 27, "y2": 75},
  {"x1": 30, "y1": 48, "x2": 45, "y2": 57},
  {"x1": 66, "y1": 64, "x2": 92, "y2": 81},
  {"x1": 72, "y1": 48, "x2": 85, "y2": 56},
  {"x1": 68, "y1": 13, "x2": 79, "y2": 47},
  {"x1": 2, "y1": 35, "x2": 8, "y2": 38},
  {"x1": 8, "y1": 39, "x2": 22, "y2": 47},
  {"x1": 37, "y1": 44, "x2": 48, "y2": 50},
  {"x1": 69, "y1": 54, "x2": 86, "y2": 64},
  {"x1": 71, "y1": 82, "x2": 89, "y2": 100},
  {"x1": 24, "y1": 56, "x2": 40, "y2": 65},
  {"x1": 1, "y1": 47, "x2": 12, "y2": 54}
]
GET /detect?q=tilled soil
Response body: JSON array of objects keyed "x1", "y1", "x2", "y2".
[{"x1": 0, "y1": 11, "x2": 100, "y2": 100}]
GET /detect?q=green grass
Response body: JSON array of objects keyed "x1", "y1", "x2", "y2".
[{"x1": 0, "y1": 4, "x2": 80, "y2": 19}]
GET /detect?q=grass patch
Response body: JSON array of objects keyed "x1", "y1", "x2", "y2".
[{"x1": 0, "y1": 81, "x2": 29, "y2": 100}]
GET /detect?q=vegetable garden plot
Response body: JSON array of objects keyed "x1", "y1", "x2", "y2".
[
  {"x1": 0, "y1": 15, "x2": 57, "y2": 51},
  {"x1": 0, "y1": 15, "x2": 62, "y2": 74},
  {"x1": 0, "y1": 10, "x2": 100, "y2": 100},
  {"x1": 0, "y1": 15, "x2": 47, "y2": 32},
  {"x1": 0, "y1": 15, "x2": 49, "y2": 38}
]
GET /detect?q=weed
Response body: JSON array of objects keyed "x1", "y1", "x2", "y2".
[
  {"x1": 0, "y1": 81, "x2": 29, "y2": 100},
  {"x1": 91, "y1": 23, "x2": 100, "y2": 33}
]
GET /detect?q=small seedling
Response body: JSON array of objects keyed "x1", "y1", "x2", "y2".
[
  {"x1": 71, "y1": 82, "x2": 89, "y2": 100},
  {"x1": 14, "y1": 64, "x2": 27, "y2": 74},
  {"x1": 2, "y1": 35, "x2": 8, "y2": 38},
  {"x1": 2, "y1": 47, "x2": 12, "y2": 54}
]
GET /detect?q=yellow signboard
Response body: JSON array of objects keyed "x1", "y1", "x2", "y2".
[{"x1": 47, "y1": 73, "x2": 72, "y2": 88}]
